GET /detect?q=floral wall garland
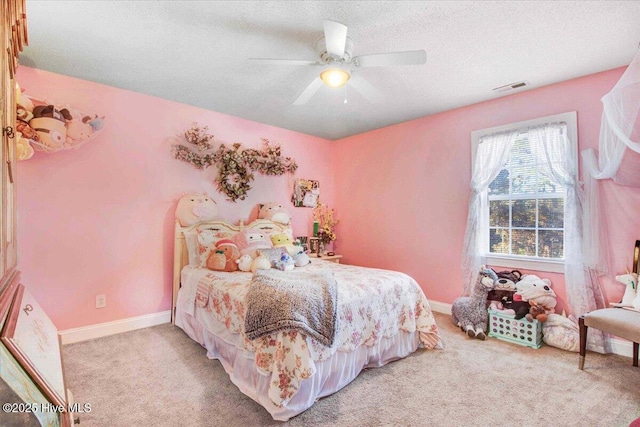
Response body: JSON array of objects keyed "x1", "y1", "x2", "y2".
[{"x1": 171, "y1": 123, "x2": 298, "y2": 202}]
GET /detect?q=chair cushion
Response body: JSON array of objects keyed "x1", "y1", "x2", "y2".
[{"x1": 584, "y1": 308, "x2": 640, "y2": 343}]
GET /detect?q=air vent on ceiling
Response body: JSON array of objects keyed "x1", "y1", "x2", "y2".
[{"x1": 492, "y1": 81, "x2": 529, "y2": 94}]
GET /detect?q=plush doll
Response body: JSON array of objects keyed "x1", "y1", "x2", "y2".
[
  {"x1": 175, "y1": 194, "x2": 218, "y2": 226},
  {"x1": 211, "y1": 239, "x2": 239, "y2": 272},
  {"x1": 451, "y1": 266, "x2": 497, "y2": 340},
  {"x1": 616, "y1": 272, "x2": 637, "y2": 307},
  {"x1": 65, "y1": 117, "x2": 93, "y2": 146},
  {"x1": 206, "y1": 250, "x2": 226, "y2": 271},
  {"x1": 236, "y1": 254, "x2": 253, "y2": 272},
  {"x1": 30, "y1": 105, "x2": 72, "y2": 149},
  {"x1": 293, "y1": 250, "x2": 310, "y2": 267},
  {"x1": 270, "y1": 232, "x2": 298, "y2": 256},
  {"x1": 15, "y1": 120, "x2": 40, "y2": 143},
  {"x1": 486, "y1": 269, "x2": 520, "y2": 311},
  {"x1": 275, "y1": 252, "x2": 295, "y2": 271},
  {"x1": 258, "y1": 202, "x2": 291, "y2": 225},
  {"x1": 251, "y1": 253, "x2": 271, "y2": 272},
  {"x1": 514, "y1": 274, "x2": 557, "y2": 321},
  {"x1": 15, "y1": 132, "x2": 34, "y2": 161},
  {"x1": 235, "y1": 229, "x2": 273, "y2": 258}
]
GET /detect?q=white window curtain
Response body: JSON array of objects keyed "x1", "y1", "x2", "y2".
[
  {"x1": 463, "y1": 122, "x2": 611, "y2": 353},
  {"x1": 529, "y1": 123, "x2": 610, "y2": 353},
  {"x1": 461, "y1": 131, "x2": 517, "y2": 294},
  {"x1": 582, "y1": 49, "x2": 640, "y2": 274}
]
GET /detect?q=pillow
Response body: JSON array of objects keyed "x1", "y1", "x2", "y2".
[
  {"x1": 195, "y1": 227, "x2": 234, "y2": 267},
  {"x1": 258, "y1": 247, "x2": 286, "y2": 267}
]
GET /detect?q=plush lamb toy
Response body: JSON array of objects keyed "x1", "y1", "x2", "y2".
[
  {"x1": 258, "y1": 202, "x2": 291, "y2": 225},
  {"x1": 451, "y1": 266, "x2": 497, "y2": 340},
  {"x1": 175, "y1": 194, "x2": 218, "y2": 226}
]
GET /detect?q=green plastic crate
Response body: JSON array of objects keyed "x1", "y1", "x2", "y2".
[{"x1": 488, "y1": 309, "x2": 542, "y2": 349}]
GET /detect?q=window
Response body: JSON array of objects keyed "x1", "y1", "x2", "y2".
[{"x1": 471, "y1": 112, "x2": 577, "y2": 273}]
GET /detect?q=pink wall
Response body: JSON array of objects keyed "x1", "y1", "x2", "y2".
[
  {"x1": 15, "y1": 67, "x2": 335, "y2": 330},
  {"x1": 333, "y1": 67, "x2": 640, "y2": 314}
]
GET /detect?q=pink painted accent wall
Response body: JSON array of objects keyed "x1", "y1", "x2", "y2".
[
  {"x1": 15, "y1": 67, "x2": 334, "y2": 330},
  {"x1": 333, "y1": 67, "x2": 640, "y2": 314}
]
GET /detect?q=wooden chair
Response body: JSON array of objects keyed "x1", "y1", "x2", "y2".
[{"x1": 579, "y1": 240, "x2": 640, "y2": 369}]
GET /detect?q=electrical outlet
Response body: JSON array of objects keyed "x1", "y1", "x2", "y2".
[{"x1": 95, "y1": 294, "x2": 106, "y2": 309}]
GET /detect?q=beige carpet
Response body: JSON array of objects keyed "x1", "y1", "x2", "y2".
[{"x1": 62, "y1": 313, "x2": 640, "y2": 426}]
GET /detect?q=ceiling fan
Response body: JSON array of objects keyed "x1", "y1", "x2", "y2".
[{"x1": 249, "y1": 20, "x2": 427, "y2": 105}]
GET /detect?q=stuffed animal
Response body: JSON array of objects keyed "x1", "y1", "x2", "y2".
[
  {"x1": 542, "y1": 312, "x2": 580, "y2": 352},
  {"x1": 616, "y1": 272, "x2": 637, "y2": 307},
  {"x1": 15, "y1": 131, "x2": 34, "y2": 161},
  {"x1": 206, "y1": 250, "x2": 226, "y2": 271},
  {"x1": 275, "y1": 252, "x2": 295, "y2": 271},
  {"x1": 210, "y1": 239, "x2": 239, "y2": 272},
  {"x1": 451, "y1": 266, "x2": 497, "y2": 340},
  {"x1": 270, "y1": 232, "x2": 298, "y2": 256},
  {"x1": 236, "y1": 254, "x2": 253, "y2": 272},
  {"x1": 293, "y1": 250, "x2": 310, "y2": 267},
  {"x1": 258, "y1": 202, "x2": 291, "y2": 225},
  {"x1": 251, "y1": 253, "x2": 271, "y2": 272},
  {"x1": 30, "y1": 105, "x2": 72, "y2": 149},
  {"x1": 486, "y1": 269, "x2": 520, "y2": 311},
  {"x1": 65, "y1": 117, "x2": 93, "y2": 146},
  {"x1": 235, "y1": 229, "x2": 273, "y2": 258},
  {"x1": 175, "y1": 194, "x2": 218, "y2": 226},
  {"x1": 514, "y1": 274, "x2": 557, "y2": 322}
]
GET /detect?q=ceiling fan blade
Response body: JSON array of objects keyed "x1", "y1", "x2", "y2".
[
  {"x1": 293, "y1": 77, "x2": 324, "y2": 105},
  {"x1": 249, "y1": 58, "x2": 319, "y2": 66},
  {"x1": 348, "y1": 75, "x2": 383, "y2": 103},
  {"x1": 353, "y1": 50, "x2": 426, "y2": 68},
  {"x1": 323, "y1": 20, "x2": 347, "y2": 57}
]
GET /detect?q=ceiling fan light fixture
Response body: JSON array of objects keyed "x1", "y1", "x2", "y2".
[{"x1": 320, "y1": 69, "x2": 350, "y2": 88}]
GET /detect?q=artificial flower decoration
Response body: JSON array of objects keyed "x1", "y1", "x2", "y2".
[
  {"x1": 172, "y1": 123, "x2": 298, "y2": 202},
  {"x1": 312, "y1": 203, "x2": 339, "y2": 244}
]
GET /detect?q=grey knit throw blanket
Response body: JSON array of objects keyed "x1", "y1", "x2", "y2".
[{"x1": 244, "y1": 268, "x2": 338, "y2": 346}]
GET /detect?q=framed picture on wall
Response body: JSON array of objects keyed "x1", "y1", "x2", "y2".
[{"x1": 292, "y1": 179, "x2": 320, "y2": 208}]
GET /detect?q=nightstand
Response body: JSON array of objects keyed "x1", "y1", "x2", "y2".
[{"x1": 310, "y1": 254, "x2": 343, "y2": 263}]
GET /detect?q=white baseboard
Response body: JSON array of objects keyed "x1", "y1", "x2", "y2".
[
  {"x1": 428, "y1": 300, "x2": 634, "y2": 359},
  {"x1": 429, "y1": 300, "x2": 452, "y2": 315},
  {"x1": 59, "y1": 310, "x2": 171, "y2": 345}
]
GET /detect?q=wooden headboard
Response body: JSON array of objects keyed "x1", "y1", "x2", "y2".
[{"x1": 171, "y1": 218, "x2": 291, "y2": 323}]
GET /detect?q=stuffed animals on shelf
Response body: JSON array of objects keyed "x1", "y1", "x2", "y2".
[
  {"x1": 14, "y1": 86, "x2": 106, "y2": 157},
  {"x1": 452, "y1": 266, "x2": 497, "y2": 340},
  {"x1": 176, "y1": 194, "x2": 218, "y2": 226}
]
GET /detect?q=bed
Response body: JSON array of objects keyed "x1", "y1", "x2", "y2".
[{"x1": 172, "y1": 217, "x2": 443, "y2": 421}]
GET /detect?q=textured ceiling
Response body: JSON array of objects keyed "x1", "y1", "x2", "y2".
[{"x1": 20, "y1": 1, "x2": 640, "y2": 140}]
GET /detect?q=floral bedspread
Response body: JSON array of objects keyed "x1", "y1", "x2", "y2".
[{"x1": 192, "y1": 260, "x2": 442, "y2": 407}]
